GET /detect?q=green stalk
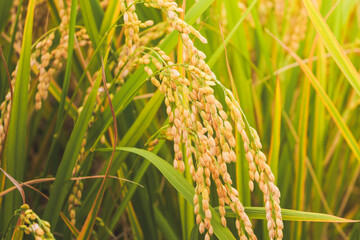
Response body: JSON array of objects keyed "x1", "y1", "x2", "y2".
[{"x1": 1, "y1": 0, "x2": 36, "y2": 231}]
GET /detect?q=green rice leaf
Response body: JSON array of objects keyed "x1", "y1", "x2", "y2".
[
  {"x1": 1, "y1": 0, "x2": 36, "y2": 230},
  {"x1": 222, "y1": 207, "x2": 360, "y2": 223},
  {"x1": 268, "y1": 29, "x2": 360, "y2": 165},
  {"x1": 98, "y1": 147, "x2": 359, "y2": 237},
  {"x1": 294, "y1": 61, "x2": 311, "y2": 239},
  {"x1": 268, "y1": 77, "x2": 281, "y2": 183},
  {"x1": 301, "y1": 0, "x2": 360, "y2": 96},
  {"x1": 97, "y1": 147, "x2": 237, "y2": 240},
  {"x1": 43, "y1": 49, "x2": 109, "y2": 227}
]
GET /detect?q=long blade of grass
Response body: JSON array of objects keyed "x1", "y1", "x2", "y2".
[
  {"x1": 98, "y1": 147, "x2": 360, "y2": 237},
  {"x1": 267, "y1": 29, "x2": 360, "y2": 164},
  {"x1": 311, "y1": 41, "x2": 327, "y2": 213},
  {"x1": 77, "y1": 48, "x2": 114, "y2": 240},
  {"x1": 43, "y1": 50, "x2": 109, "y2": 227},
  {"x1": 222, "y1": 207, "x2": 360, "y2": 223},
  {"x1": 268, "y1": 77, "x2": 281, "y2": 183},
  {"x1": 97, "y1": 147, "x2": 237, "y2": 240},
  {"x1": 293, "y1": 60, "x2": 311, "y2": 240},
  {"x1": 1, "y1": 0, "x2": 36, "y2": 230},
  {"x1": 301, "y1": 0, "x2": 360, "y2": 96}
]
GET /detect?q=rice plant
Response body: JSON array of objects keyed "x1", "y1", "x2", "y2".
[{"x1": 0, "y1": 0, "x2": 359, "y2": 239}]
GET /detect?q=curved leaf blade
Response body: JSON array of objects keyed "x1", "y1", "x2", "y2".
[
  {"x1": 97, "y1": 147, "x2": 236, "y2": 240},
  {"x1": 98, "y1": 147, "x2": 360, "y2": 238},
  {"x1": 222, "y1": 207, "x2": 359, "y2": 223},
  {"x1": 1, "y1": 0, "x2": 36, "y2": 230},
  {"x1": 301, "y1": 0, "x2": 360, "y2": 96},
  {"x1": 43, "y1": 52, "x2": 108, "y2": 227}
]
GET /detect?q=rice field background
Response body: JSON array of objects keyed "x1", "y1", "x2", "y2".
[{"x1": 0, "y1": 0, "x2": 360, "y2": 239}]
